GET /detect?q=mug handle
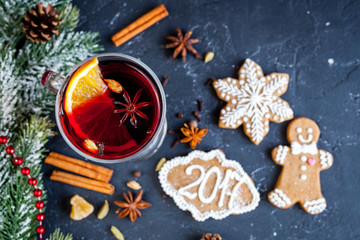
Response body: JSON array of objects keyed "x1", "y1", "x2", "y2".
[{"x1": 41, "y1": 71, "x2": 65, "y2": 94}]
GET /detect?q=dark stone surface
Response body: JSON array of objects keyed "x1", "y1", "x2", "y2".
[{"x1": 43, "y1": 0, "x2": 360, "y2": 239}]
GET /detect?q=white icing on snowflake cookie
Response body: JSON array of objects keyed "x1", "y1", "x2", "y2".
[
  {"x1": 213, "y1": 58, "x2": 294, "y2": 144},
  {"x1": 158, "y1": 149, "x2": 260, "y2": 221}
]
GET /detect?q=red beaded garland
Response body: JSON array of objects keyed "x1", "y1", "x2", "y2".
[
  {"x1": 34, "y1": 189, "x2": 43, "y2": 197},
  {"x1": 35, "y1": 200, "x2": 44, "y2": 209},
  {"x1": 6, "y1": 145, "x2": 15, "y2": 154},
  {"x1": 2, "y1": 135, "x2": 45, "y2": 238},
  {"x1": 0, "y1": 135, "x2": 8, "y2": 144},
  {"x1": 28, "y1": 177, "x2": 38, "y2": 186},
  {"x1": 36, "y1": 226, "x2": 45, "y2": 234},
  {"x1": 13, "y1": 157, "x2": 23, "y2": 165},
  {"x1": 21, "y1": 167, "x2": 31, "y2": 176},
  {"x1": 36, "y1": 213, "x2": 45, "y2": 221}
]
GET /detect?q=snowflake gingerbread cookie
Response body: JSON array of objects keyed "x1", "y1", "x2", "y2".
[
  {"x1": 268, "y1": 117, "x2": 333, "y2": 214},
  {"x1": 212, "y1": 58, "x2": 294, "y2": 144},
  {"x1": 158, "y1": 149, "x2": 260, "y2": 221}
]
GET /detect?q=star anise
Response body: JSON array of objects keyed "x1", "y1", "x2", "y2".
[
  {"x1": 114, "y1": 190, "x2": 152, "y2": 222},
  {"x1": 200, "y1": 233, "x2": 225, "y2": 240},
  {"x1": 113, "y1": 89, "x2": 150, "y2": 128},
  {"x1": 165, "y1": 28, "x2": 202, "y2": 62},
  {"x1": 180, "y1": 123, "x2": 208, "y2": 149}
]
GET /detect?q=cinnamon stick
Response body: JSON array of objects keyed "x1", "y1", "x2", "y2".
[
  {"x1": 45, "y1": 155, "x2": 111, "y2": 183},
  {"x1": 50, "y1": 170, "x2": 115, "y2": 195},
  {"x1": 48, "y1": 152, "x2": 113, "y2": 178},
  {"x1": 112, "y1": 4, "x2": 169, "y2": 47},
  {"x1": 52, "y1": 170, "x2": 113, "y2": 190}
]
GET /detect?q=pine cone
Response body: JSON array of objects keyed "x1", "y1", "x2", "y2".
[
  {"x1": 22, "y1": 3, "x2": 61, "y2": 44},
  {"x1": 200, "y1": 233, "x2": 224, "y2": 240}
]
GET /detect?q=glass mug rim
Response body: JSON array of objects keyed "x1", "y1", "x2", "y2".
[{"x1": 54, "y1": 53, "x2": 167, "y2": 164}]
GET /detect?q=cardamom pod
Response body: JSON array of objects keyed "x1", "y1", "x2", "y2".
[
  {"x1": 126, "y1": 180, "x2": 142, "y2": 190},
  {"x1": 97, "y1": 200, "x2": 109, "y2": 219},
  {"x1": 155, "y1": 157, "x2": 166, "y2": 171},
  {"x1": 111, "y1": 226, "x2": 125, "y2": 240},
  {"x1": 204, "y1": 52, "x2": 214, "y2": 63}
]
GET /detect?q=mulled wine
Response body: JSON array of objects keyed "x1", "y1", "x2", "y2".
[{"x1": 59, "y1": 58, "x2": 162, "y2": 159}]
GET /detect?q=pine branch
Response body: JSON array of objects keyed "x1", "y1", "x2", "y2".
[
  {"x1": 0, "y1": 116, "x2": 55, "y2": 240},
  {"x1": 49, "y1": 228, "x2": 73, "y2": 240},
  {"x1": 0, "y1": 43, "x2": 19, "y2": 136},
  {"x1": 57, "y1": 3, "x2": 79, "y2": 31},
  {"x1": 0, "y1": 0, "x2": 103, "y2": 239}
]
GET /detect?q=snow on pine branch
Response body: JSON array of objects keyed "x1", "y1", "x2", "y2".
[
  {"x1": 0, "y1": 43, "x2": 19, "y2": 136},
  {"x1": 21, "y1": 31, "x2": 102, "y2": 75}
]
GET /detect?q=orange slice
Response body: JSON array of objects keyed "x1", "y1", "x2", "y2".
[
  {"x1": 63, "y1": 57, "x2": 113, "y2": 142},
  {"x1": 64, "y1": 57, "x2": 108, "y2": 114},
  {"x1": 70, "y1": 195, "x2": 94, "y2": 220}
]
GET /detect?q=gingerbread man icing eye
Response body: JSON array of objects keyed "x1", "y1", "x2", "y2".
[{"x1": 286, "y1": 118, "x2": 320, "y2": 144}]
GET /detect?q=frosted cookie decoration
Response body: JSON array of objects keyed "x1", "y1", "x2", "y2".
[
  {"x1": 158, "y1": 149, "x2": 260, "y2": 221},
  {"x1": 212, "y1": 59, "x2": 293, "y2": 144},
  {"x1": 268, "y1": 117, "x2": 333, "y2": 214}
]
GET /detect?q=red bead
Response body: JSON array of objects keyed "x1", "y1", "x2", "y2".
[
  {"x1": 38, "y1": 239, "x2": 44, "y2": 240},
  {"x1": 21, "y1": 167, "x2": 30, "y2": 176},
  {"x1": 35, "y1": 200, "x2": 44, "y2": 209},
  {"x1": 13, "y1": 157, "x2": 23, "y2": 166},
  {"x1": 36, "y1": 213, "x2": 45, "y2": 221},
  {"x1": 6, "y1": 145, "x2": 15, "y2": 154},
  {"x1": 36, "y1": 225, "x2": 45, "y2": 234},
  {"x1": 28, "y1": 177, "x2": 37, "y2": 186},
  {"x1": 0, "y1": 135, "x2": 8, "y2": 144},
  {"x1": 34, "y1": 189, "x2": 42, "y2": 197}
]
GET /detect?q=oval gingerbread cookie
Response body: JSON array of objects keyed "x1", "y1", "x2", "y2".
[
  {"x1": 268, "y1": 117, "x2": 333, "y2": 214},
  {"x1": 158, "y1": 149, "x2": 260, "y2": 221}
]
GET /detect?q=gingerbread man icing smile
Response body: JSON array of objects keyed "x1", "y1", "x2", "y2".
[{"x1": 268, "y1": 117, "x2": 333, "y2": 214}]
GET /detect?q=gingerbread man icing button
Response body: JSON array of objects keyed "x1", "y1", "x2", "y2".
[{"x1": 268, "y1": 117, "x2": 333, "y2": 214}]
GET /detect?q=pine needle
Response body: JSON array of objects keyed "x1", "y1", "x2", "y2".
[{"x1": 49, "y1": 228, "x2": 73, "y2": 240}]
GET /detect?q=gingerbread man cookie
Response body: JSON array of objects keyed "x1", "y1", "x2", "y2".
[
  {"x1": 213, "y1": 59, "x2": 293, "y2": 145},
  {"x1": 268, "y1": 117, "x2": 333, "y2": 214}
]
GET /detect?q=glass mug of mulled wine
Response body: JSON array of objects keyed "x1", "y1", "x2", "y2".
[{"x1": 41, "y1": 53, "x2": 167, "y2": 163}]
